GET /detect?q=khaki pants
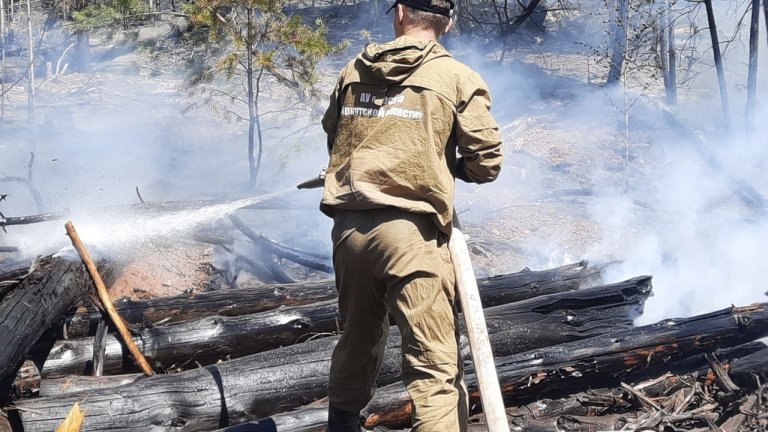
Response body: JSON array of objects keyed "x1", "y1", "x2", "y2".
[{"x1": 328, "y1": 208, "x2": 468, "y2": 432}]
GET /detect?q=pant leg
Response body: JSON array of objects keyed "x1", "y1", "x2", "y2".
[
  {"x1": 328, "y1": 211, "x2": 390, "y2": 413},
  {"x1": 366, "y1": 209, "x2": 466, "y2": 432}
]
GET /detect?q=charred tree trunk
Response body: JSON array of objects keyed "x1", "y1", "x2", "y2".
[
  {"x1": 0, "y1": 255, "x2": 90, "y2": 402},
  {"x1": 764, "y1": 0, "x2": 768, "y2": 47},
  {"x1": 16, "y1": 334, "x2": 359, "y2": 431},
  {"x1": 728, "y1": 346, "x2": 768, "y2": 386},
  {"x1": 42, "y1": 300, "x2": 341, "y2": 377},
  {"x1": 489, "y1": 303, "x2": 768, "y2": 400},
  {"x1": 483, "y1": 276, "x2": 651, "y2": 356},
  {"x1": 64, "y1": 279, "x2": 339, "y2": 336},
  {"x1": 1, "y1": 0, "x2": 6, "y2": 120},
  {"x1": 365, "y1": 305, "x2": 768, "y2": 431},
  {"x1": 40, "y1": 374, "x2": 143, "y2": 396},
  {"x1": 0, "y1": 266, "x2": 31, "y2": 301},
  {"x1": 746, "y1": 0, "x2": 760, "y2": 132},
  {"x1": 41, "y1": 276, "x2": 645, "y2": 377},
  {"x1": 704, "y1": 0, "x2": 732, "y2": 132},
  {"x1": 61, "y1": 261, "x2": 602, "y2": 337}
]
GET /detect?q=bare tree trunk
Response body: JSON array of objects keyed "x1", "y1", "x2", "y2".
[
  {"x1": 75, "y1": 30, "x2": 89, "y2": 71},
  {"x1": 659, "y1": 6, "x2": 670, "y2": 99},
  {"x1": 24, "y1": 0, "x2": 33, "y2": 117},
  {"x1": 704, "y1": 0, "x2": 731, "y2": 132},
  {"x1": 667, "y1": 14, "x2": 677, "y2": 104},
  {"x1": 607, "y1": 0, "x2": 627, "y2": 84},
  {"x1": 764, "y1": 0, "x2": 768, "y2": 47},
  {"x1": 245, "y1": 5, "x2": 260, "y2": 188},
  {"x1": 253, "y1": 69, "x2": 264, "y2": 186},
  {"x1": 1, "y1": 0, "x2": 6, "y2": 121},
  {"x1": 746, "y1": 0, "x2": 759, "y2": 132},
  {"x1": 662, "y1": 0, "x2": 677, "y2": 105}
]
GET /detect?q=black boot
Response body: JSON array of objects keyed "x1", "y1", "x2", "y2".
[{"x1": 328, "y1": 404, "x2": 362, "y2": 432}]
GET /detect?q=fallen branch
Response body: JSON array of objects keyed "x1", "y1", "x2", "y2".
[
  {"x1": 228, "y1": 213, "x2": 332, "y2": 273},
  {"x1": 65, "y1": 221, "x2": 154, "y2": 377},
  {"x1": 194, "y1": 232, "x2": 295, "y2": 284}
]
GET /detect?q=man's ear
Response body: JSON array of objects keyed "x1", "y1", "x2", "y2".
[
  {"x1": 443, "y1": 18, "x2": 454, "y2": 35},
  {"x1": 396, "y1": 3, "x2": 406, "y2": 25}
]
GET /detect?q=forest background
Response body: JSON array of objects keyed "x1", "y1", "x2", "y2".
[{"x1": 1, "y1": 0, "x2": 767, "y2": 323}]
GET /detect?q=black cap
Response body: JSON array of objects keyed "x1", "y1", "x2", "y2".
[{"x1": 386, "y1": 0, "x2": 455, "y2": 18}]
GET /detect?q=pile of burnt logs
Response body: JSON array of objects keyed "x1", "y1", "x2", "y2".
[{"x1": 2, "y1": 249, "x2": 768, "y2": 431}]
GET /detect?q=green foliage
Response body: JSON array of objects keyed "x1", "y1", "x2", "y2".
[
  {"x1": 68, "y1": 0, "x2": 150, "y2": 32},
  {"x1": 186, "y1": 0, "x2": 339, "y2": 94},
  {"x1": 183, "y1": 0, "x2": 345, "y2": 185}
]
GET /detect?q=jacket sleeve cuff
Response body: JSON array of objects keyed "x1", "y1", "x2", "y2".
[{"x1": 455, "y1": 158, "x2": 472, "y2": 183}]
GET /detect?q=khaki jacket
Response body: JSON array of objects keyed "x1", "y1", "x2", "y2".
[{"x1": 321, "y1": 35, "x2": 503, "y2": 235}]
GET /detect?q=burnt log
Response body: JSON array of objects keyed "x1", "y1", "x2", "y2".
[
  {"x1": 484, "y1": 275, "x2": 650, "y2": 356},
  {"x1": 728, "y1": 345, "x2": 768, "y2": 386},
  {"x1": 62, "y1": 260, "x2": 602, "y2": 336},
  {"x1": 360, "y1": 304, "x2": 768, "y2": 429},
  {"x1": 15, "y1": 274, "x2": 643, "y2": 430},
  {"x1": 31, "y1": 282, "x2": 646, "y2": 394},
  {"x1": 0, "y1": 255, "x2": 91, "y2": 402},
  {"x1": 41, "y1": 374, "x2": 144, "y2": 396},
  {"x1": 41, "y1": 276, "x2": 647, "y2": 377},
  {"x1": 64, "y1": 279, "x2": 339, "y2": 337},
  {"x1": 0, "y1": 266, "x2": 30, "y2": 301},
  {"x1": 226, "y1": 342, "x2": 768, "y2": 432},
  {"x1": 490, "y1": 303, "x2": 768, "y2": 401},
  {"x1": 16, "y1": 280, "x2": 657, "y2": 431},
  {"x1": 42, "y1": 300, "x2": 341, "y2": 377},
  {"x1": 16, "y1": 335, "x2": 353, "y2": 431},
  {"x1": 12, "y1": 362, "x2": 41, "y2": 399}
]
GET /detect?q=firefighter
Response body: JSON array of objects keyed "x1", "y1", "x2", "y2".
[{"x1": 320, "y1": 1, "x2": 503, "y2": 430}]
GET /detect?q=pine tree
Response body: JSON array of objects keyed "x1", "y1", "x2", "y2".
[{"x1": 185, "y1": 0, "x2": 341, "y2": 186}]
